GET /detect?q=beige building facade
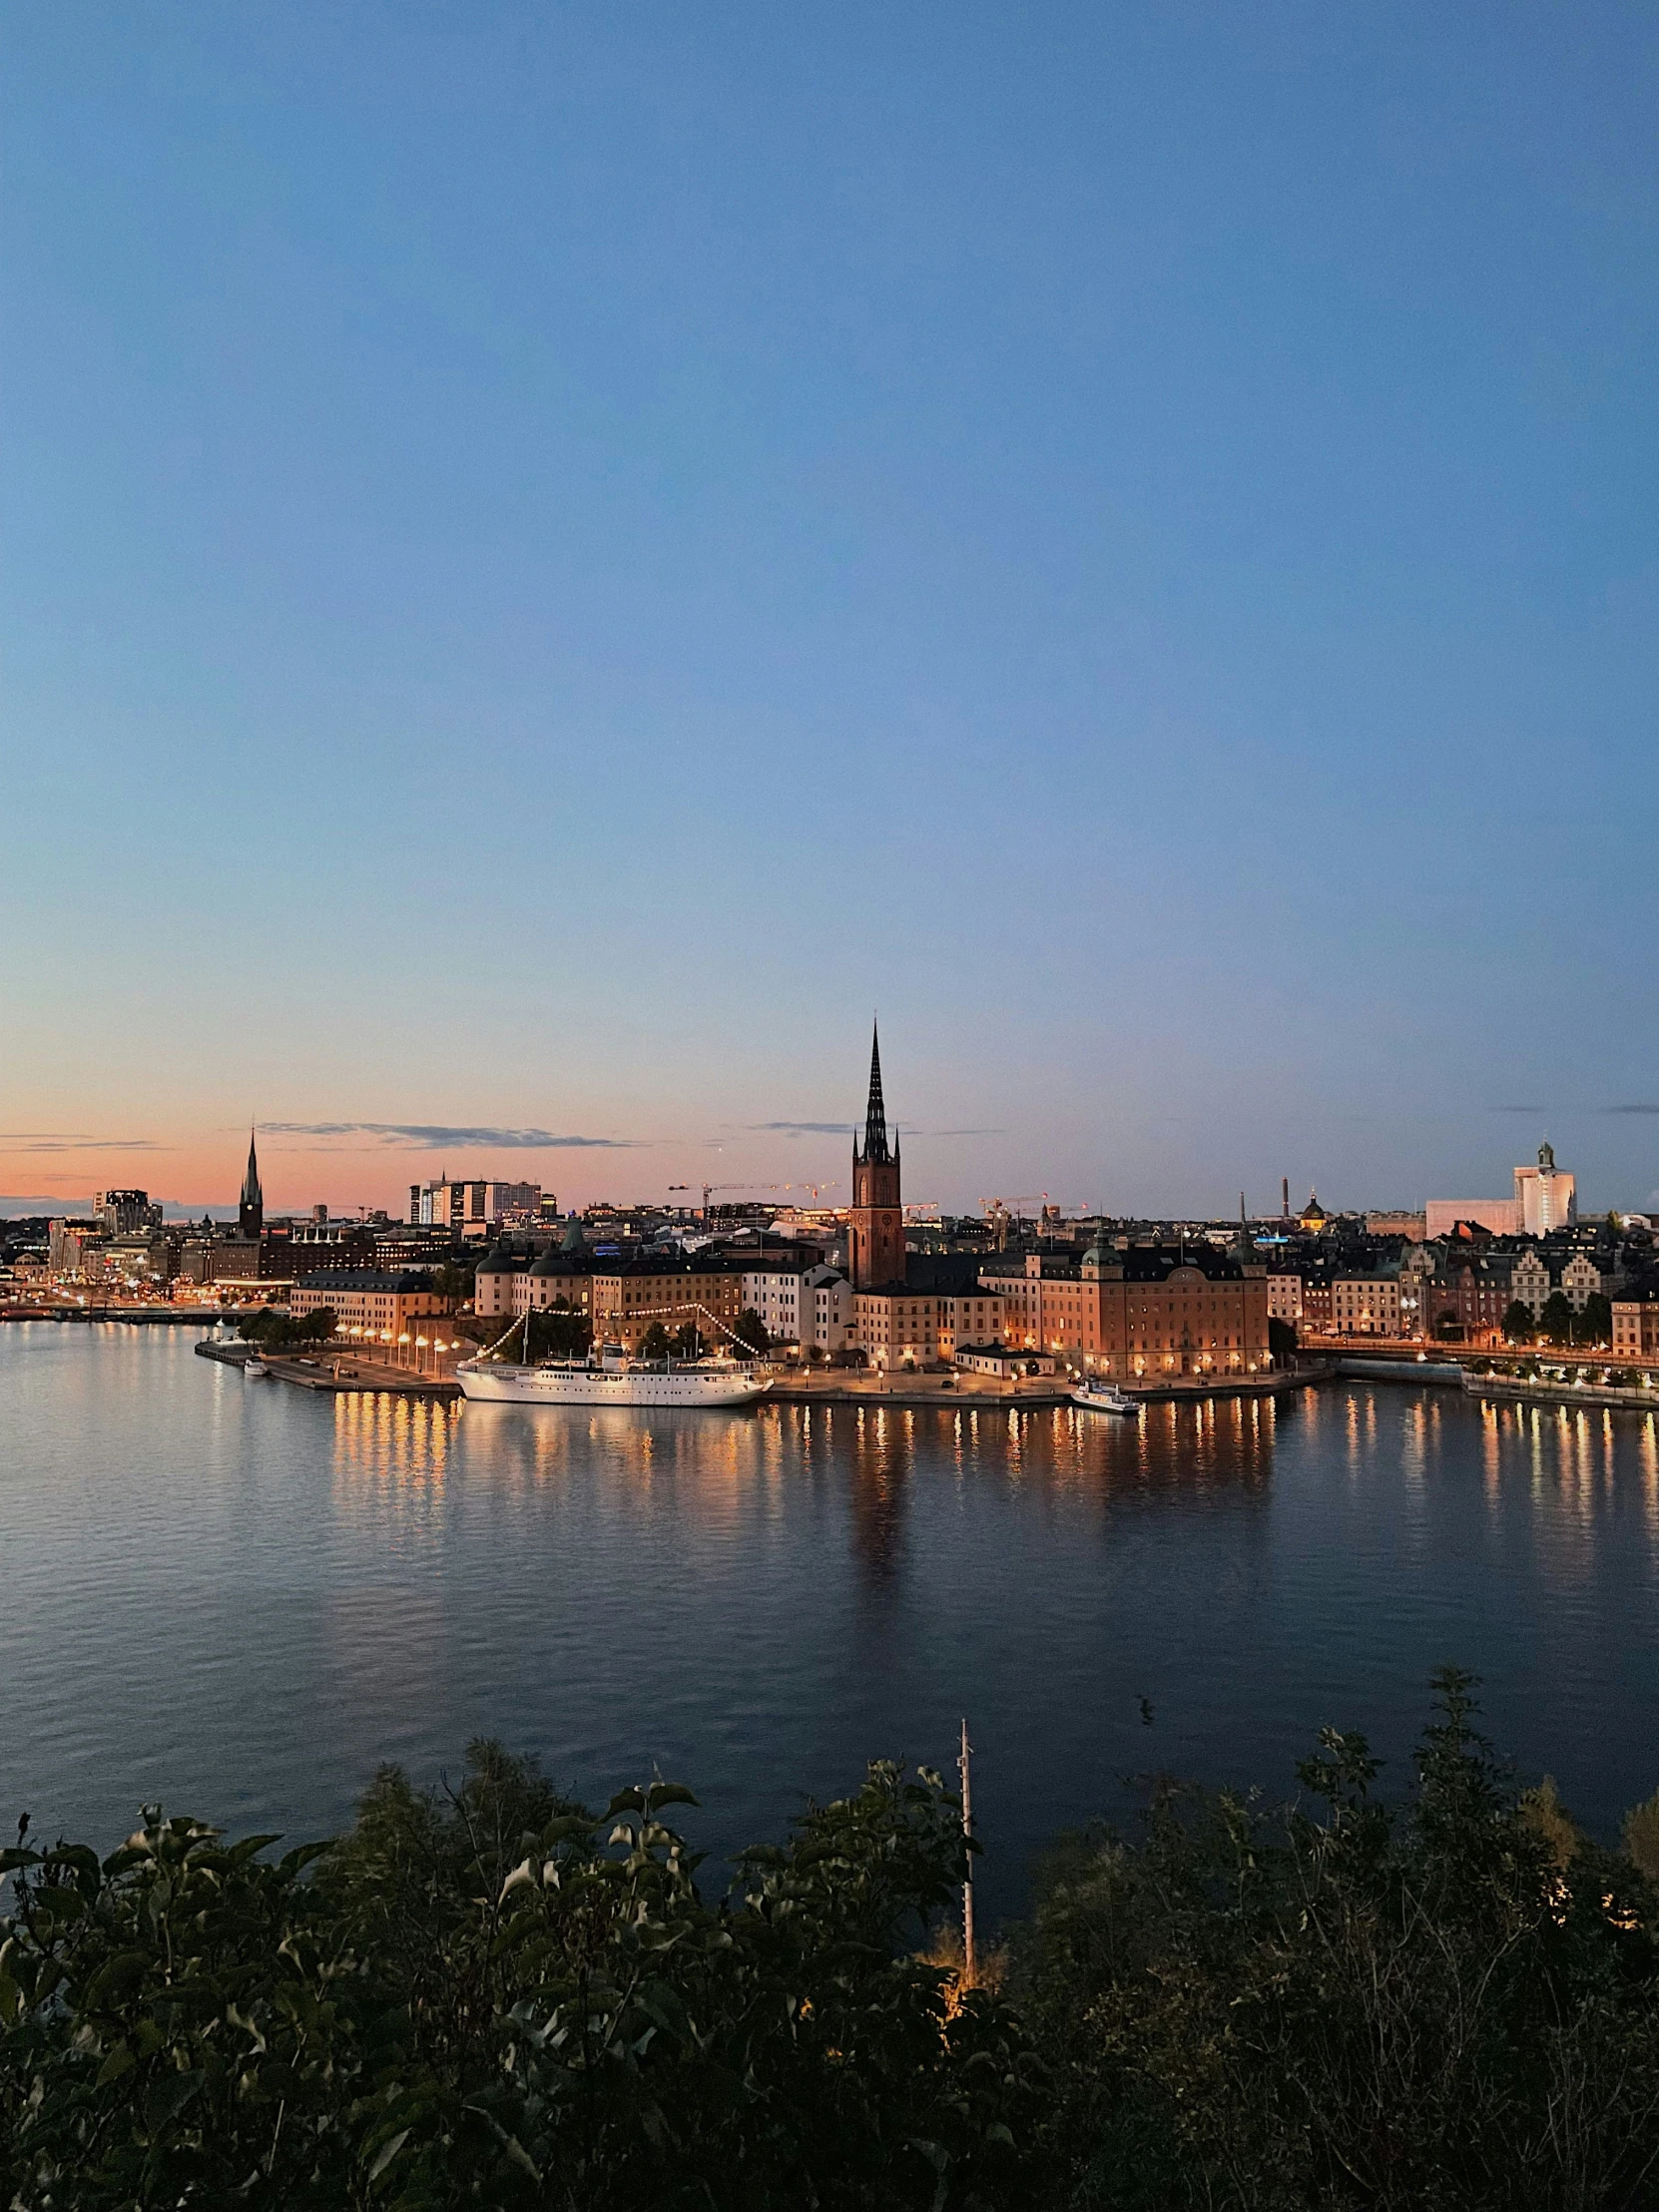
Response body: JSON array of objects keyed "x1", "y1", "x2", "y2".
[{"x1": 289, "y1": 1270, "x2": 452, "y2": 1338}]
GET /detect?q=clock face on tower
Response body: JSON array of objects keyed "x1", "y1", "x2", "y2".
[{"x1": 850, "y1": 1024, "x2": 902, "y2": 1289}]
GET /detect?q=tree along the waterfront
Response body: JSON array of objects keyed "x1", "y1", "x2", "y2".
[
  {"x1": 1012, "y1": 1669, "x2": 1659, "y2": 2211},
  {"x1": 0, "y1": 1753, "x2": 1037, "y2": 2210},
  {"x1": 732, "y1": 1307, "x2": 771, "y2": 1356},
  {"x1": 523, "y1": 1302, "x2": 592, "y2": 1362},
  {"x1": 1501, "y1": 1299, "x2": 1534, "y2": 1344},
  {"x1": 1576, "y1": 1291, "x2": 1613, "y2": 1347},
  {"x1": 237, "y1": 1307, "x2": 336, "y2": 1352}
]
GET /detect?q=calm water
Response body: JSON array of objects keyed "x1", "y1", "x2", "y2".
[{"x1": 4, "y1": 1325, "x2": 1658, "y2": 1920}]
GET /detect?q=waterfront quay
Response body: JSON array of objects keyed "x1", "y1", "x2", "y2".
[
  {"x1": 195, "y1": 1338, "x2": 460, "y2": 1400},
  {"x1": 768, "y1": 1367, "x2": 1307, "y2": 1409}
]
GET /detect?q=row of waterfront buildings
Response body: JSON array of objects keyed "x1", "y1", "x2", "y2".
[{"x1": 9, "y1": 1039, "x2": 1659, "y2": 1373}]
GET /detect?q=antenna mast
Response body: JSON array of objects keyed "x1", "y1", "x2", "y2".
[{"x1": 958, "y1": 1717, "x2": 976, "y2": 1988}]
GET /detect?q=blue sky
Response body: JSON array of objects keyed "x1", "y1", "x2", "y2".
[{"x1": 4, "y1": 3, "x2": 1657, "y2": 1217}]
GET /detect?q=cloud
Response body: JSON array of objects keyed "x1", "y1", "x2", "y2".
[
  {"x1": 750, "y1": 1121, "x2": 857, "y2": 1136},
  {"x1": 747, "y1": 1121, "x2": 1005, "y2": 1139},
  {"x1": 0, "y1": 1134, "x2": 164, "y2": 1152},
  {"x1": 1606, "y1": 1104, "x2": 1659, "y2": 1115},
  {"x1": 1491, "y1": 1105, "x2": 1546, "y2": 1114},
  {"x1": 260, "y1": 1122, "x2": 639, "y2": 1149}
]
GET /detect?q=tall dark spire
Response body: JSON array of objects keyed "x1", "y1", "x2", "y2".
[
  {"x1": 859, "y1": 1020, "x2": 891, "y2": 1165},
  {"x1": 239, "y1": 1127, "x2": 264, "y2": 1239}
]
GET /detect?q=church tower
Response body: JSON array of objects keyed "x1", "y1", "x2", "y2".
[
  {"x1": 239, "y1": 1127, "x2": 264, "y2": 1240},
  {"x1": 849, "y1": 1023, "x2": 904, "y2": 1290}
]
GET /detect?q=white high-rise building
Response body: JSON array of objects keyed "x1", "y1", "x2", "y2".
[{"x1": 1514, "y1": 1142, "x2": 1575, "y2": 1237}]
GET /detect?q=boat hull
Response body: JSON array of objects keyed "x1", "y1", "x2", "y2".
[
  {"x1": 1071, "y1": 1385, "x2": 1140, "y2": 1415},
  {"x1": 456, "y1": 1360, "x2": 769, "y2": 1408}
]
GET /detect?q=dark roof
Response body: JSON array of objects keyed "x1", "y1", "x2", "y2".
[
  {"x1": 978, "y1": 1247, "x2": 1251, "y2": 1287},
  {"x1": 903, "y1": 1253, "x2": 986, "y2": 1295},
  {"x1": 293, "y1": 1269, "x2": 436, "y2": 1293}
]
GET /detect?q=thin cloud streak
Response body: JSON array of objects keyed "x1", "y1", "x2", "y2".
[
  {"x1": 750, "y1": 1121, "x2": 857, "y2": 1136},
  {"x1": 1607, "y1": 1104, "x2": 1659, "y2": 1115},
  {"x1": 261, "y1": 1122, "x2": 640, "y2": 1149},
  {"x1": 749, "y1": 1121, "x2": 1005, "y2": 1139},
  {"x1": 0, "y1": 1134, "x2": 164, "y2": 1152}
]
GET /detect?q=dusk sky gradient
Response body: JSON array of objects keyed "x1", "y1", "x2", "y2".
[{"x1": 5, "y1": 4, "x2": 1657, "y2": 1218}]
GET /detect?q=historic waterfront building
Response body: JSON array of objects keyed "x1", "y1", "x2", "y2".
[
  {"x1": 288, "y1": 1268, "x2": 452, "y2": 1337},
  {"x1": 979, "y1": 1239, "x2": 1272, "y2": 1379},
  {"x1": 848, "y1": 1024, "x2": 905, "y2": 1292}
]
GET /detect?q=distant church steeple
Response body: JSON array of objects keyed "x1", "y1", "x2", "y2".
[
  {"x1": 850, "y1": 1021, "x2": 904, "y2": 1289},
  {"x1": 860, "y1": 1020, "x2": 897, "y2": 1167},
  {"x1": 239, "y1": 1127, "x2": 264, "y2": 1240}
]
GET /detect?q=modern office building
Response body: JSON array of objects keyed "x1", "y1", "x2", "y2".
[{"x1": 410, "y1": 1177, "x2": 545, "y2": 1238}]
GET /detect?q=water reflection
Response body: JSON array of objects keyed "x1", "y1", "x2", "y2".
[{"x1": 7, "y1": 1334, "x2": 1659, "y2": 1922}]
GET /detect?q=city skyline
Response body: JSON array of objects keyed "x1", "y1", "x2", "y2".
[
  {"x1": 5, "y1": 6, "x2": 1657, "y2": 1214},
  {"x1": 0, "y1": 1090, "x2": 1649, "y2": 1224}
]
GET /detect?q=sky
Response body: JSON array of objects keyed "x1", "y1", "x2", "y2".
[{"x1": 4, "y1": 2, "x2": 1657, "y2": 1220}]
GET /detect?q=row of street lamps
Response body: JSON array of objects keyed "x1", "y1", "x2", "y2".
[{"x1": 335, "y1": 1324, "x2": 454, "y2": 1376}]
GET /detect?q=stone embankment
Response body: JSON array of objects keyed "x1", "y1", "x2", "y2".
[
  {"x1": 1334, "y1": 1354, "x2": 1659, "y2": 1416},
  {"x1": 195, "y1": 1339, "x2": 460, "y2": 1400}
]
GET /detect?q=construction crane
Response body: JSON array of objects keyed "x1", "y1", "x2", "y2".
[
  {"x1": 668, "y1": 1182, "x2": 782, "y2": 1218},
  {"x1": 979, "y1": 1194, "x2": 1093, "y2": 1251}
]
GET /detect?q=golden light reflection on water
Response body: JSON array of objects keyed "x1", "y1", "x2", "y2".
[{"x1": 311, "y1": 1380, "x2": 1659, "y2": 1603}]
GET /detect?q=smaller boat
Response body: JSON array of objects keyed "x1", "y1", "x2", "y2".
[
  {"x1": 1071, "y1": 1378, "x2": 1140, "y2": 1415},
  {"x1": 244, "y1": 1359, "x2": 270, "y2": 1379}
]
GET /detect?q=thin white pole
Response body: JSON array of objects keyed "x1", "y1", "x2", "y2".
[{"x1": 958, "y1": 1717, "x2": 976, "y2": 1987}]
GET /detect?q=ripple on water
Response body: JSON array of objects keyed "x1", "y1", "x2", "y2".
[{"x1": 2, "y1": 1325, "x2": 1658, "y2": 1918}]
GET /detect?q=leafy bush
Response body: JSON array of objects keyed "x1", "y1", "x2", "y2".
[
  {"x1": 1012, "y1": 1670, "x2": 1659, "y2": 2211},
  {"x1": 0, "y1": 1752, "x2": 1039, "y2": 2210}
]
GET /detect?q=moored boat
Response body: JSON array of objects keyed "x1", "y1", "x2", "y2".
[
  {"x1": 244, "y1": 1359, "x2": 270, "y2": 1379},
  {"x1": 456, "y1": 1342, "x2": 768, "y2": 1409},
  {"x1": 1071, "y1": 1378, "x2": 1140, "y2": 1415}
]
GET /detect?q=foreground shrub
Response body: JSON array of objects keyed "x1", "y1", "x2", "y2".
[
  {"x1": 0, "y1": 1752, "x2": 1039, "y2": 2210},
  {"x1": 1012, "y1": 1669, "x2": 1659, "y2": 2211}
]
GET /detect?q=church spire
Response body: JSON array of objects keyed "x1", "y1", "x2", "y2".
[
  {"x1": 239, "y1": 1126, "x2": 264, "y2": 1239},
  {"x1": 859, "y1": 1019, "x2": 892, "y2": 1166}
]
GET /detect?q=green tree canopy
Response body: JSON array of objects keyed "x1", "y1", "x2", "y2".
[
  {"x1": 1014, "y1": 1670, "x2": 1659, "y2": 2211},
  {"x1": 431, "y1": 1261, "x2": 475, "y2": 1306},
  {"x1": 638, "y1": 1320, "x2": 673, "y2": 1360},
  {"x1": 1501, "y1": 1299, "x2": 1534, "y2": 1343},
  {"x1": 1539, "y1": 1290, "x2": 1576, "y2": 1346},
  {"x1": 732, "y1": 1307, "x2": 771, "y2": 1356},
  {"x1": 524, "y1": 1304, "x2": 591, "y2": 1362},
  {"x1": 0, "y1": 1752, "x2": 1035, "y2": 2210},
  {"x1": 1576, "y1": 1292, "x2": 1613, "y2": 1347}
]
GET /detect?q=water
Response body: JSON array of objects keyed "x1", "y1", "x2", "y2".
[{"x1": 3, "y1": 1324, "x2": 1658, "y2": 1921}]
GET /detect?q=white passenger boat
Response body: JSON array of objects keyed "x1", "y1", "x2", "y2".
[
  {"x1": 456, "y1": 1342, "x2": 769, "y2": 1409},
  {"x1": 244, "y1": 1359, "x2": 270, "y2": 1379},
  {"x1": 1071, "y1": 1378, "x2": 1141, "y2": 1415}
]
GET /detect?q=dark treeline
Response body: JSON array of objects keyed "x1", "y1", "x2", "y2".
[
  {"x1": 4, "y1": 1673, "x2": 1659, "y2": 2208},
  {"x1": 236, "y1": 1307, "x2": 337, "y2": 1353}
]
